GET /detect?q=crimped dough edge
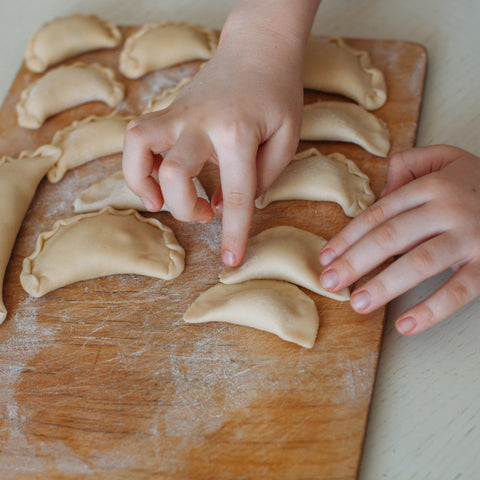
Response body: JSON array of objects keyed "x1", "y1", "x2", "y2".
[
  {"x1": 0, "y1": 144, "x2": 62, "y2": 168},
  {"x1": 21, "y1": 207, "x2": 185, "y2": 292},
  {"x1": 25, "y1": 14, "x2": 122, "y2": 73},
  {"x1": 50, "y1": 111, "x2": 134, "y2": 148},
  {"x1": 16, "y1": 62, "x2": 125, "y2": 129},
  {"x1": 256, "y1": 147, "x2": 374, "y2": 214},
  {"x1": 119, "y1": 21, "x2": 218, "y2": 78},
  {"x1": 143, "y1": 76, "x2": 193, "y2": 113},
  {"x1": 48, "y1": 111, "x2": 134, "y2": 183},
  {"x1": 328, "y1": 37, "x2": 387, "y2": 110},
  {"x1": 296, "y1": 147, "x2": 374, "y2": 201}
]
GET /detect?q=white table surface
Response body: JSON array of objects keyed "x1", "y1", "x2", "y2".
[{"x1": 1, "y1": 0, "x2": 479, "y2": 478}]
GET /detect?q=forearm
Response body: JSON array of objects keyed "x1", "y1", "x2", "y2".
[{"x1": 219, "y1": 0, "x2": 321, "y2": 66}]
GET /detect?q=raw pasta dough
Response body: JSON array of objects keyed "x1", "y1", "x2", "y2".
[
  {"x1": 47, "y1": 113, "x2": 133, "y2": 183},
  {"x1": 0, "y1": 145, "x2": 62, "y2": 324},
  {"x1": 301, "y1": 101, "x2": 391, "y2": 157},
  {"x1": 143, "y1": 76, "x2": 192, "y2": 113},
  {"x1": 184, "y1": 280, "x2": 319, "y2": 348},
  {"x1": 119, "y1": 22, "x2": 218, "y2": 79},
  {"x1": 220, "y1": 226, "x2": 349, "y2": 301},
  {"x1": 255, "y1": 148, "x2": 375, "y2": 217},
  {"x1": 16, "y1": 62, "x2": 125, "y2": 129},
  {"x1": 25, "y1": 14, "x2": 122, "y2": 73},
  {"x1": 73, "y1": 170, "x2": 209, "y2": 213},
  {"x1": 20, "y1": 207, "x2": 185, "y2": 298},
  {"x1": 303, "y1": 37, "x2": 387, "y2": 110}
]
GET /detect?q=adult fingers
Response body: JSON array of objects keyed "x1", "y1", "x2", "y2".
[
  {"x1": 319, "y1": 174, "x2": 434, "y2": 267},
  {"x1": 122, "y1": 113, "x2": 178, "y2": 211},
  {"x1": 395, "y1": 260, "x2": 480, "y2": 335},
  {"x1": 382, "y1": 145, "x2": 462, "y2": 196},
  {"x1": 347, "y1": 231, "x2": 465, "y2": 315},
  {"x1": 320, "y1": 201, "x2": 446, "y2": 293},
  {"x1": 158, "y1": 130, "x2": 213, "y2": 223}
]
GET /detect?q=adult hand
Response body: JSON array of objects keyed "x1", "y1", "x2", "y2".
[{"x1": 319, "y1": 145, "x2": 480, "y2": 335}]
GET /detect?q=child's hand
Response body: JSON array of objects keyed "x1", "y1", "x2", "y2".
[
  {"x1": 122, "y1": 1, "x2": 320, "y2": 266},
  {"x1": 319, "y1": 145, "x2": 480, "y2": 335}
]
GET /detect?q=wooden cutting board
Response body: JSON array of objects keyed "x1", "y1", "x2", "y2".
[{"x1": 0, "y1": 28, "x2": 426, "y2": 480}]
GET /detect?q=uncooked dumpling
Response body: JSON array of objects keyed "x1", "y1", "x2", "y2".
[
  {"x1": 47, "y1": 113, "x2": 133, "y2": 183},
  {"x1": 0, "y1": 145, "x2": 62, "y2": 324},
  {"x1": 16, "y1": 62, "x2": 125, "y2": 129},
  {"x1": 184, "y1": 280, "x2": 319, "y2": 348},
  {"x1": 301, "y1": 101, "x2": 391, "y2": 157},
  {"x1": 20, "y1": 207, "x2": 185, "y2": 298},
  {"x1": 119, "y1": 22, "x2": 218, "y2": 79},
  {"x1": 303, "y1": 37, "x2": 387, "y2": 110},
  {"x1": 25, "y1": 14, "x2": 122, "y2": 73},
  {"x1": 220, "y1": 226, "x2": 349, "y2": 301},
  {"x1": 142, "y1": 76, "x2": 192, "y2": 113},
  {"x1": 73, "y1": 170, "x2": 209, "y2": 213},
  {"x1": 255, "y1": 148, "x2": 375, "y2": 217}
]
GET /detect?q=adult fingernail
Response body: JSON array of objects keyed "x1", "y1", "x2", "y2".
[
  {"x1": 321, "y1": 269, "x2": 339, "y2": 290},
  {"x1": 396, "y1": 316, "x2": 417, "y2": 335},
  {"x1": 351, "y1": 290, "x2": 371, "y2": 311},
  {"x1": 223, "y1": 250, "x2": 235, "y2": 266},
  {"x1": 141, "y1": 197, "x2": 154, "y2": 211},
  {"x1": 319, "y1": 248, "x2": 337, "y2": 266}
]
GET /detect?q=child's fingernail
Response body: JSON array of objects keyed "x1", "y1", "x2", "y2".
[
  {"x1": 351, "y1": 290, "x2": 371, "y2": 311},
  {"x1": 223, "y1": 250, "x2": 235, "y2": 266},
  {"x1": 319, "y1": 248, "x2": 337, "y2": 266},
  {"x1": 141, "y1": 197, "x2": 154, "y2": 211},
  {"x1": 396, "y1": 316, "x2": 417, "y2": 335},
  {"x1": 321, "y1": 269, "x2": 339, "y2": 290},
  {"x1": 213, "y1": 199, "x2": 223, "y2": 216}
]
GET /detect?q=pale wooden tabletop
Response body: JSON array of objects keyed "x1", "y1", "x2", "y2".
[{"x1": 0, "y1": 0, "x2": 479, "y2": 478}]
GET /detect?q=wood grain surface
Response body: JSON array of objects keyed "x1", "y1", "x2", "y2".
[{"x1": 0, "y1": 27, "x2": 426, "y2": 480}]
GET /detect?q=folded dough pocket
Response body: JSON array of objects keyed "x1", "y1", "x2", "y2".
[
  {"x1": 119, "y1": 22, "x2": 218, "y2": 79},
  {"x1": 220, "y1": 225, "x2": 349, "y2": 301},
  {"x1": 25, "y1": 14, "x2": 122, "y2": 73},
  {"x1": 0, "y1": 145, "x2": 62, "y2": 324},
  {"x1": 255, "y1": 148, "x2": 375, "y2": 217},
  {"x1": 183, "y1": 280, "x2": 319, "y2": 349},
  {"x1": 47, "y1": 113, "x2": 133, "y2": 183},
  {"x1": 16, "y1": 62, "x2": 125, "y2": 129},
  {"x1": 301, "y1": 101, "x2": 391, "y2": 157},
  {"x1": 20, "y1": 207, "x2": 185, "y2": 298},
  {"x1": 73, "y1": 170, "x2": 208, "y2": 214},
  {"x1": 303, "y1": 37, "x2": 387, "y2": 111}
]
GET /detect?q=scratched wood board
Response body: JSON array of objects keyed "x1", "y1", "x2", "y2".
[{"x1": 0, "y1": 27, "x2": 427, "y2": 480}]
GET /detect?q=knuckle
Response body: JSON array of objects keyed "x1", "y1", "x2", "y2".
[
  {"x1": 423, "y1": 174, "x2": 451, "y2": 197},
  {"x1": 224, "y1": 190, "x2": 249, "y2": 209},
  {"x1": 409, "y1": 247, "x2": 434, "y2": 274},
  {"x1": 218, "y1": 119, "x2": 250, "y2": 148},
  {"x1": 446, "y1": 280, "x2": 471, "y2": 307},
  {"x1": 158, "y1": 160, "x2": 183, "y2": 185},
  {"x1": 364, "y1": 203, "x2": 387, "y2": 228},
  {"x1": 417, "y1": 303, "x2": 437, "y2": 329},
  {"x1": 337, "y1": 255, "x2": 357, "y2": 282},
  {"x1": 373, "y1": 222, "x2": 397, "y2": 247},
  {"x1": 370, "y1": 277, "x2": 390, "y2": 300}
]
